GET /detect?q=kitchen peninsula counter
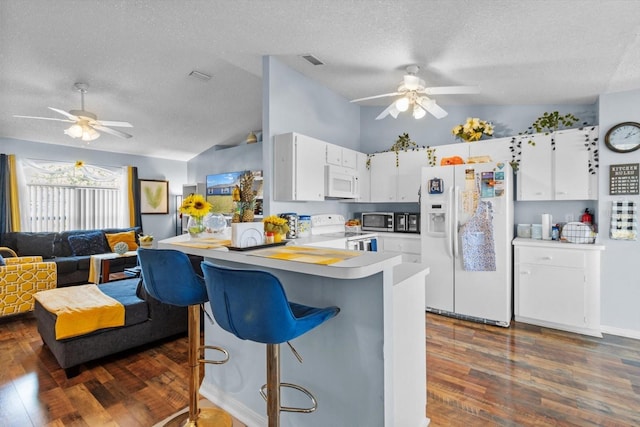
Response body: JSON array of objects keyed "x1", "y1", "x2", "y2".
[{"x1": 159, "y1": 234, "x2": 429, "y2": 427}]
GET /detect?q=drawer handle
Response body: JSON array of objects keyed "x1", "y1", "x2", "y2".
[
  {"x1": 520, "y1": 271, "x2": 531, "y2": 275},
  {"x1": 541, "y1": 256, "x2": 552, "y2": 260}
]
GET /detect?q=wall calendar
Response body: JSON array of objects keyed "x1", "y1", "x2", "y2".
[{"x1": 609, "y1": 163, "x2": 639, "y2": 195}]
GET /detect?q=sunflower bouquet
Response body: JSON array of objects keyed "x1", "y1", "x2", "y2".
[
  {"x1": 262, "y1": 215, "x2": 290, "y2": 236},
  {"x1": 451, "y1": 118, "x2": 494, "y2": 142},
  {"x1": 180, "y1": 194, "x2": 212, "y2": 235}
]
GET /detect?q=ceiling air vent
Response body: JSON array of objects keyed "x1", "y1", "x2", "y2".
[
  {"x1": 301, "y1": 54, "x2": 324, "y2": 66},
  {"x1": 188, "y1": 70, "x2": 212, "y2": 81}
]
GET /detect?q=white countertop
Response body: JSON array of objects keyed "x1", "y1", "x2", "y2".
[
  {"x1": 158, "y1": 233, "x2": 403, "y2": 279},
  {"x1": 512, "y1": 237, "x2": 605, "y2": 251}
]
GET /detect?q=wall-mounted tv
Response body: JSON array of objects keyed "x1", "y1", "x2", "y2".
[{"x1": 205, "y1": 170, "x2": 263, "y2": 215}]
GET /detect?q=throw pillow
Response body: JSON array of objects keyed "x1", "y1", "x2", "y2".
[
  {"x1": 16, "y1": 232, "x2": 56, "y2": 258},
  {"x1": 0, "y1": 255, "x2": 5, "y2": 266},
  {"x1": 105, "y1": 231, "x2": 139, "y2": 252},
  {"x1": 67, "y1": 231, "x2": 108, "y2": 256}
]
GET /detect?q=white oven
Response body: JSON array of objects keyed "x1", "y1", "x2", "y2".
[{"x1": 310, "y1": 214, "x2": 378, "y2": 251}]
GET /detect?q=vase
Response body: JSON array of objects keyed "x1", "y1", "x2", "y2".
[
  {"x1": 187, "y1": 216, "x2": 205, "y2": 238},
  {"x1": 274, "y1": 233, "x2": 284, "y2": 243}
]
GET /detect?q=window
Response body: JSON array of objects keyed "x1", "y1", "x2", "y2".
[{"x1": 22, "y1": 160, "x2": 126, "y2": 232}]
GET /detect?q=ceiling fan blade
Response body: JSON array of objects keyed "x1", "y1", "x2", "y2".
[
  {"x1": 351, "y1": 92, "x2": 403, "y2": 103},
  {"x1": 97, "y1": 120, "x2": 133, "y2": 128},
  {"x1": 48, "y1": 107, "x2": 79, "y2": 120},
  {"x1": 92, "y1": 124, "x2": 133, "y2": 139},
  {"x1": 422, "y1": 86, "x2": 480, "y2": 95},
  {"x1": 13, "y1": 115, "x2": 74, "y2": 123},
  {"x1": 416, "y1": 98, "x2": 448, "y2": 119},
  {"x1": 375, "y1": 102, "x2": 400, "y2": 120}
]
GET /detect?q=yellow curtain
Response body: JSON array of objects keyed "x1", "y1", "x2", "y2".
[
  {"x1": 127, "y1": 166, "x2": 142, "y2": 228},
  {"x1": 8, "y1": 155, "x2": 20, "y2": 231}
]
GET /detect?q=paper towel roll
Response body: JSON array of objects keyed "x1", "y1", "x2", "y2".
[{"x1": 541, "y1": 213, "x2": 552, "y2": 240}]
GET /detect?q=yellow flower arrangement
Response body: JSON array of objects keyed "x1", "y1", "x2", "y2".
[
  {"x1": 179, "y1": 194, "x2": 212, "y2": 218},
  {"x1": 452, "y1": 117, "x2": 494, "y2": 142},
  {"x1": 262, "y1": 215, "x2": 290, "y2": 235}
]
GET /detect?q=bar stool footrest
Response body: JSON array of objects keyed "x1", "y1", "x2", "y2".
[
  {"x1": 200, "y1": 345, "x2": 230, "y2": 365},
  {"x1": 260, "y1": 382, "x2": 318, "y2": 414}
]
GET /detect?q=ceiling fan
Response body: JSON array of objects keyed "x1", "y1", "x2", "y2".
[
  {"x1": 14, "y1": 82, "x2": 133, "y2": 141},
  {"x1": 350, "y1": 65, "x2": 479, "y2": 120}
]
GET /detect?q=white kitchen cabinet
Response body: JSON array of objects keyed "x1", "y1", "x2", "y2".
[
  {"x1": 368, "y1": 151, "x2": 397, "y2": 202},
  {"x1": 468, "y1": 136, "x2": 513, "y2": 164},
  {"x1": 326, "y1": 143, "x2": 358, "y2": 169},
  {"x1": 517, "y1": 127, "x2": 598, "y2": 201},
  {"x1": 513, "y1": 238, "x2": 604, "y2": 337},
  {"x1": 378, "y1": 233, "x2": 421, "y2": 263},
  {"x1": 355, "y1": 152, "x2": 371, "y2": 202},
  {"x1": 397, "y1": 150, "x2": 429, "y2": 202},
  {"x1": 274, "y1": 132, "x2": 326, "y2": 201}
]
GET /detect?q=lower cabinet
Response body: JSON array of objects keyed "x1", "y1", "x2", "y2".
[
  {"x1": 378, "y1": 233, "x2": 421, "y2": 263},
  {"x1": 513, "y1": 238, "x2": 604, "y2": 337}
]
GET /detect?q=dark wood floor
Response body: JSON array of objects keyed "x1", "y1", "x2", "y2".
[{"x1": 1, "y1": 312, "x2": 639, "y2": 426}]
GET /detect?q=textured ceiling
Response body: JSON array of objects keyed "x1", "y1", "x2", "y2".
[{"x1": 1, "y1": 0, "x2": 640, "y2": 161}]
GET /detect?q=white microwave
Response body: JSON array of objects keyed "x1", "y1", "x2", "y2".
[{"x1": 325, "y1": 165, "x2": 359, "y2": 199}]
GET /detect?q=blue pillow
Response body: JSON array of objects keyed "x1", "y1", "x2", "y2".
[
  {"x1": 0, "y1": 255, "x2": 5, "y2": 266},
  {"x1": 67, "y1": 231, "x2": 107, "y2": 256}
]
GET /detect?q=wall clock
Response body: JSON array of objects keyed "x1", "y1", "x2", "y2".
[{"x1": 604, "y1": 122, "x2": 640, "y2": 153}]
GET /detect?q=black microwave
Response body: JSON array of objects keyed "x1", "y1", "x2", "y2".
[{"x1": 361, "y1": 212, "x2": 394, "y2": 232}]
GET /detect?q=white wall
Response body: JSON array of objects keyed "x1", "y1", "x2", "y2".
[
  {"x1": 597, "y1": 89, "x2": 640, "y2": 337},
  {"x1": 262, "y1": 56, "x2": 361, "y2": 218},
  {"x1": 188, "y1": 142, "x2": 262, "y2": 185},
  {"x1": 1, "y1": 137, "x2": 187, "y2": 240}
]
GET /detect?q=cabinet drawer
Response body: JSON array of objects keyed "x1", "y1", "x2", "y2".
[
  {"x1": 517, "y1": 247, "x2": 584, "y2": 268},
  {"x1": 381, "y1": 236, "x2": 421, "y2": 254}
]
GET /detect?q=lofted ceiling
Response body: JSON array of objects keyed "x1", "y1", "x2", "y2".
[{"x1": 1, "y1": 0, "x2": 640, "y2": 161}]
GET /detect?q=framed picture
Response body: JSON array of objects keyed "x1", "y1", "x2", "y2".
[{"x1": 140, "y1": 179, "x2": 169, "y2": 214}]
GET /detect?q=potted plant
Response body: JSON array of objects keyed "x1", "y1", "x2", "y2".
[
  {"x1": 451, "y1": 117, "x2": 494, "y2": 142},
  {"x1": 262, "y1": 215, "x2": 290, "y2": 242}
]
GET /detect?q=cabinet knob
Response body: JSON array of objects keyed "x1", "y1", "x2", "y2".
[
  {"x1": 542, "y1": 256, "x2": 552, "y2": 260},
  {"x1": 520, "y1": 271, "x2": 531, "y2": 275}
]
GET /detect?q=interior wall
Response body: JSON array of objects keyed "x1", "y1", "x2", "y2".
[
  {"x1": 188, "y1": 142, "x2": 262, "y2": 185},
  {"x1": 1, "y1": 137, "x2": 187, "y2": 240},
  {"x1": 262, "y1": 56, "x2": 361, "y2": 218},
  {"x1": 597, "y1": 88, "x2": 640, "y2": 336}
]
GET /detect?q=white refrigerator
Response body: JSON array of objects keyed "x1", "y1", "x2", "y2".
[{"x1": 420, "y1": 162, "x2": 513, "y2": 326}]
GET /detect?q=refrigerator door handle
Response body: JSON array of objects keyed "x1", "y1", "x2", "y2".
[
  {"x1": 453, "y1": 185, "x2": 460, "y2": 258},
  {"x1": 446, "y1": 186, "x2": 454, "y2": 258}
]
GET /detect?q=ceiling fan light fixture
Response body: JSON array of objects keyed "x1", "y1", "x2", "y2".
[
  {"x1": 64, "y1": 123, "x2": 83, "y2": 138},
  {"x1": 81, "y1": 126, "x2": 100, "y2": 141},
  {"x1": 413, "y1": 105, "x2": 426, "y2": 119},
  {"x1": 395, "y1": 97, "x2": 410, "y2": 112}
]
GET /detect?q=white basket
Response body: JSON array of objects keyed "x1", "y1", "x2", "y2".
[{"x1": 561, "y1": 222, "x2": 596, "y2": 244}]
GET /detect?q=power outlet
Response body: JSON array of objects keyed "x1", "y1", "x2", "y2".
[{"x1": 565, "y1": 214, "x2": 574, "y2": 222}]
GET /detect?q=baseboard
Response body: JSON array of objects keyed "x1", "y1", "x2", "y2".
[
  {"x1": 600, "y1": 324, "x2": 640, "y2": 340},
  {"x1": 200, "y1": 381, "x2": 265, "y2": 427}
]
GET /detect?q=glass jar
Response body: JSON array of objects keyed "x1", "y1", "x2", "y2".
[
  {"x1": 265, "y1": 232, "x2": 275, "y2": 244},
  {"x1": 298, "y1": 215, "x2": 311, "y2": 237}
]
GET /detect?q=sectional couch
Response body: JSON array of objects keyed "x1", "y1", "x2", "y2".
[{"x1": 1, "y1": 227, "x2": 141, "y2": 287}]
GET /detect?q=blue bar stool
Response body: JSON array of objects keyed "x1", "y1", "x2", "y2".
[
  {"x1": 201, "y1": 262, "x2": 340, "y2": 427},
  {"x1": 137, "y1": 248, "x2": 232, "y2": 427}
]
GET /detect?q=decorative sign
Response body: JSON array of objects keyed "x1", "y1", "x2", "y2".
[{"x1": 609, "y1": 163, "x2": 639, "y2": 195}]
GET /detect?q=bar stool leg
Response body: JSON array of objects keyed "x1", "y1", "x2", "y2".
[
  {"x1": 266, "y1": 343, "x2": 281, "y2": 427},
  {"x1": 187, "y1": 304, "x2": 201, "y2": 424}
]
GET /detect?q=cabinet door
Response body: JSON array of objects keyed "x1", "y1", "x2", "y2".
[
  {"x1": 468, "y1": 136, "x2": 512, "y2": 163},
  {"x1": 554, "y1": 130, "x2": 596, "y2": 200},
  {"x1": 295, "y1": 134, "x2": 326, "y2": 201},
  {"x1": 355, "y1": 152, "x2": 370, "y2": 202},
  {"x1": 326, "y1": 143, "x2": 342, "y2": 166},
  {"x1": 518, "y1": 134, "x2": 553, "y2": 200},
  {"x1": 369, "y1": 151, "x2": 397, "y2": 202},
  {"x1": 341, "y1": 147, "x2": 358, "y2": 169},
  {"x1": 517, "y1": 263, "x2": 586, "y2": 327},
  {"x1": 397, "y1": 150, "x2": 429, "y2": 202}
]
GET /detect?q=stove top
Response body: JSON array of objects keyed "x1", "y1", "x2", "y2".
[{"x1": 310, "y1": 214, "x2": 377, "y2": 241}]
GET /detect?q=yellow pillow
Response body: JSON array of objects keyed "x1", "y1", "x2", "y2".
[{"x1": 105, "y1": 231, "x2": 138, "y2": 252}]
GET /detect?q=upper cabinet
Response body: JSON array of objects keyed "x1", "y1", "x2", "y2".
[
  {"x1": 468, "y1": 136, "x2": 512, "y2": 164},
  {"x1": 326, "y1": 144, "x2": 358, "y2": 169},
  {"x1": 274, "y1": 133, "x2": 326, "y2": 201},
  {"x1": 517, "y1": 127, "x2": 598, "y2": 201}
]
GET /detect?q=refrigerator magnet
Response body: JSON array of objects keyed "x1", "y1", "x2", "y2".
[
  {"x1": 428, "y1": 178, "x2": 444, "y2": 194},
  {"x1": 480, "y1": 172, "x2": 495, "y2": 198}
]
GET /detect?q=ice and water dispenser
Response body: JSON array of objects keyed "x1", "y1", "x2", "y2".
[{"x1": 425, "y1": 203, "x2": 447, "y2": 236}]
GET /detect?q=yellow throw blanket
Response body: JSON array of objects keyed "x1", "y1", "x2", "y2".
[{"x1": 34, "y1": 284, "x2": 125, "y2": 340}]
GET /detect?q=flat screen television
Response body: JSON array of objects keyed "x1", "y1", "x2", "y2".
[{"x1": 205, "y1": 170, "x2": 263, "y2": 215}]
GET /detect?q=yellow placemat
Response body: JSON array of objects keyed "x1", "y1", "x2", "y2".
[
  {"x1": 172, "y1": 238, "x2": 231, "y2": 249},
  {"x1": 248, "y1": 245, "x2": 361, "y2": 265}
]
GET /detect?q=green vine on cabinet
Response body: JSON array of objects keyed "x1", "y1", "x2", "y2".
[{"x1": 365, "y1": 133, "x2": 438, "y2": 170}]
